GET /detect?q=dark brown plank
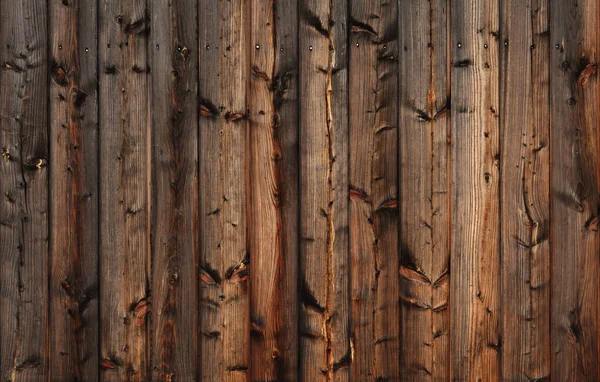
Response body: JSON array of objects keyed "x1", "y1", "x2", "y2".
[
  {"x1": 48, "y1": 0, "x2": 99, "y2": 380},
  {"x1": 249, "y1": 0, "x2": 299, "y2": 380},
  {"x1": 398, "y1": 0, "x2": 450, "y2": 379},
  {"x1": 550, "y1": 0, "x2": 600, "y2": 379},
  {"x1": 450, "y1": 0, "x2": 501, "y2": 379},
  {"x1": 198, "y1": 1, "x2": 249, "y2": 380},
  {"x1": 348, "y1": 0, "x2": 400, "y2": 379},
  {"x1": 150, "y1": 0, "x2": 198, "y2": 380},
  {"x1": 299, "y1": 0, "x2": 351, "y2": 380},
  {"x1": 499, "y1": 0, "x2": 551, "y2": 380},
  {"x1": 99, "y1": 0, "x2": 151, "y2": 379},
  {"x1": 0, "y1": 0, "x2": 49, "y2": 380}
]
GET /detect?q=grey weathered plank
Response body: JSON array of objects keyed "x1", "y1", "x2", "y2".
[
  {"x1": 150, "y1": 0, "x2": 198, "y2": 380},
  {"x1": 249, "y1": 0, "x2": 299, "y2": 379},
  {"x1": 550, "y1": 0, "x2": 600, "y2": 379},
  {"x1": 299, "y1": 0, "x2": 351, "y2": 380},
  {"x1": 398, "y1": 0, "x2": 450, "y2": 379},
  {"x1": 499, "y1": 0, "x2": 551, "y2": 380},
  {"x1": 98, "y1": 0, "x2": 151, "y2": 379},
  {"x1": 48, "y1": 0, "x2": 99, "y2": 380},
  {"x1": 0, "y1": 0, "x2": 49, "y2": 380},
  {"x1": 349, "y1": 0, "x2": 400, "y2": 379},
  {"x1": 450, "y1": 0, "x2": 501, "y2": 379},
  {"x1": 198, "y1": 0, "x2": 250, "y2": 380}
]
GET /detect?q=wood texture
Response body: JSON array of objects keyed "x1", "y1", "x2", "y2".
[
  {"x1": 398, "y1": 0, "x2": 450, "y2": 379},
  {"x1": 98, "y1": 0, "x2": 151, "y2": 379},
  {"x1": 550, "y1": 0, "x2": 600, "y2": 379},
  {"x1": 500, "y1": 0, "x2": 551, "y2": 380},
  {"x1": 150, "y1": 0, "x2": 198, "y2": 380},
  {"x1": 349, "y1": 0, "x2": 400, "y2": 380},
  {"x1": 450, "y1": 0, "x2": 501, "y2": 379},
  {"x1": 299, "y1": 0, "x2": 351, "y2": 380},
  {"x1": 249, "y1": 0, "x2": 299, "y2": 380},
  {"x1": 49, "y1": 0, "x2": 99, "y2": 380},
  {"x1": 0, "y1": 0, "x2": 49, "y2": 380},
  {"x1": 198, "y1": 0, "x2": 249, "y2": 380},
  {"x1": 1, "y1": 1, "x2": 600, "y2": 380}
]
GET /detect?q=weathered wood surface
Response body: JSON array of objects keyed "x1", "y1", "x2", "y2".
[{"x1": 0, "y1": 0, "x2": 599, "y2": 380}]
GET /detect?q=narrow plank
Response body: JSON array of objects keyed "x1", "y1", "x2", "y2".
[
  {"x1": 499, "y1": 0, "x2": 551, "y2": 380},
  {"x1": 398, "y1": 0, "x2": 450, "y2": 379},
  {"x1": 0, "y1": 0, "x2": 49, "y2": 380},
  {"x1": 349, "y1": 0, "x2": 400, "y2": 379},
  {"x1": 299, "y1": 0, "x2": 351, "y2": 379},
  {"x1": 550, "y1": 0, "x2": 600, "y2": 379},
  {"x1": 99, "y1": 0, "x2": 151, "y2": 379},
  {"x1": 198, "y1": 0, "x2": 250, "y2": 380},
  {"x1": 249, "y1": 0, "x2": 299, "y2": 379},
  {"x1": 48, "y1": 0, "x2": 99, "y2": 380},
  {"x1": 450, "y1": 0, "x2": 501, "y2": 379},
  {"x1": 150, "y1": 0, "x2": 198, "y2": 379}
]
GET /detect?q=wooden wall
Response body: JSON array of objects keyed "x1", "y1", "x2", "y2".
[{"x1": 0, "y1": 0, "x2": 599, "y2": 380}]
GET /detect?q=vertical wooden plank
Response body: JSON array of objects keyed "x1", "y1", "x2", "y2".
[
  {"x1": 198, "y1": 0, "x2": 249, "y2": 380},
  {"x1": 99, "y1": 0, "x2": 151, "y2": 379},
  {"x1": 150, "y1": 0, "x2": 198, "y2": 380},
  {"x1": 348, "y1": 0, "x2": 399, "y2": 380},
  {"x1": 0, "y1": 0, "x2": 49, "y2": 380},
  {"x1": 450, "y1": 0, "x2": 501, "y2": 380},
  {"x1": 398, "y1": 0, "x2": 450, "y2": 379},
  {"x1": 249, "y1": 0, "x2": 299, "y2": 379},
  {"x1": 49, "y1": 0, "x2": 99, "y2": 380},
  {"x1": 550, "y1": 0, "x2": 600, "y2": 379},
  {"x1": 499, "y1": 0, "x2": 551, "y2": 380},
  {"x1": 299, "y1": 0, "x2": 351, "y2": 380}
]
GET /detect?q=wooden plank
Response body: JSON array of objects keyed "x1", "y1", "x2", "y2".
[
  {"x1": 450, "y1": 0, "x2": 501, "y2": 379},
  {"x1": 499, "y1": 0, "x2": 551, "y2": 380},
  {"x1": 249, "y1": 0, "x2": 299, "y2": 379},
  {"x1": 299, "y1": 0, "x2": 351, "y2": 380},
  {"x1": 48, "y1": 0, "x2": 99, "y2": 380},
  {"x1": 149, "y1": 0, "x2": 198, "y2": 380},
  {"x1": 198, "y1": 0, "x2": 249, "y2": 380},
  {"x1": 398, "y1": 0, "x2": 450, "y2": 379},
  {"x1": 0, "y1": 0, "x2": 49, "y2": 380},
  {"x1": 550, "y1": 0, "x2": 600, "y2": 379},
  {"x1": 348, "y1": 0, "x2": 399, "y2": 380},
  {"x1": 98, "y1": 0, "x2": 151, "y2": 379}
]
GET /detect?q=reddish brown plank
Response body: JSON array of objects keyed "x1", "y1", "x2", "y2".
[
  {"x1": 398, "y1": 0, "x2": 450, "y2": 379},
  {"x1": 249, "y1": 0, "x2": 299, "y2": 379},
  {"x1": 499, "y1": 0, "x2": 551, "y2": 380},
  {"x1": 0, "y1": 0, "x2": 49, "y2": 380},
  {"x1": 149, "y1": 0, "x2": 199, "y2": 380},
  {"x1": 349, "y1": 0, "x2": 400, "y2": 379},
  {"x1": 99, "y1": 0, "x2": 151, "y2": 379},
  {"x1": 450, "y1": 0, "x2": 501, "y2": 380},
  {"x1": 198, "y1": 0, "x2": 250, "y2": 380},
  {"x1": 48, "y1": 0, "x2": 99, "y2": 380},
  {"x1": 299, "y1": 0, "x2": 351, "y2": 380},
  {"x1": 550, "y1": 0, "x2": 600, "y2": 379}
]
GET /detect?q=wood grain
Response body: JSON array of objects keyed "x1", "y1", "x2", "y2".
[
  {"x1": 299, "y1": 0, "x2": 351, "y2": 380},
  {"x1": 0, "y1": 0, "x2": 49, "y2": 380},
  {"x1": 49, "y1": 0, "x2": 99, "y2": 380},
  {"x1": 349, "y1": 0, "x2": 400, "y2": 380},
  {"x1": 398, "y1": 0, "x2": 450, "y2": 379},
  {"x1": 550, "y1": 0, "x2": 600, "y2": 379},
  {"x1": 198, "y1": 0, "x2": 250, "y2": 380},
  {"x1": 98, "y1": 0, "x2": 151, "y2": 379},
  {"x1": 150, "y1": 0, "x2": 198, "y2": 380},
  {"x1": 450, "y1": 0, "x2": 501, "y2": 380},
  {"x1": 499, "y1": 0, "x2": 551, "y2": 380},
  {"x1": 249, "y1": 0, "x2": 299, "y2": 380}
]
